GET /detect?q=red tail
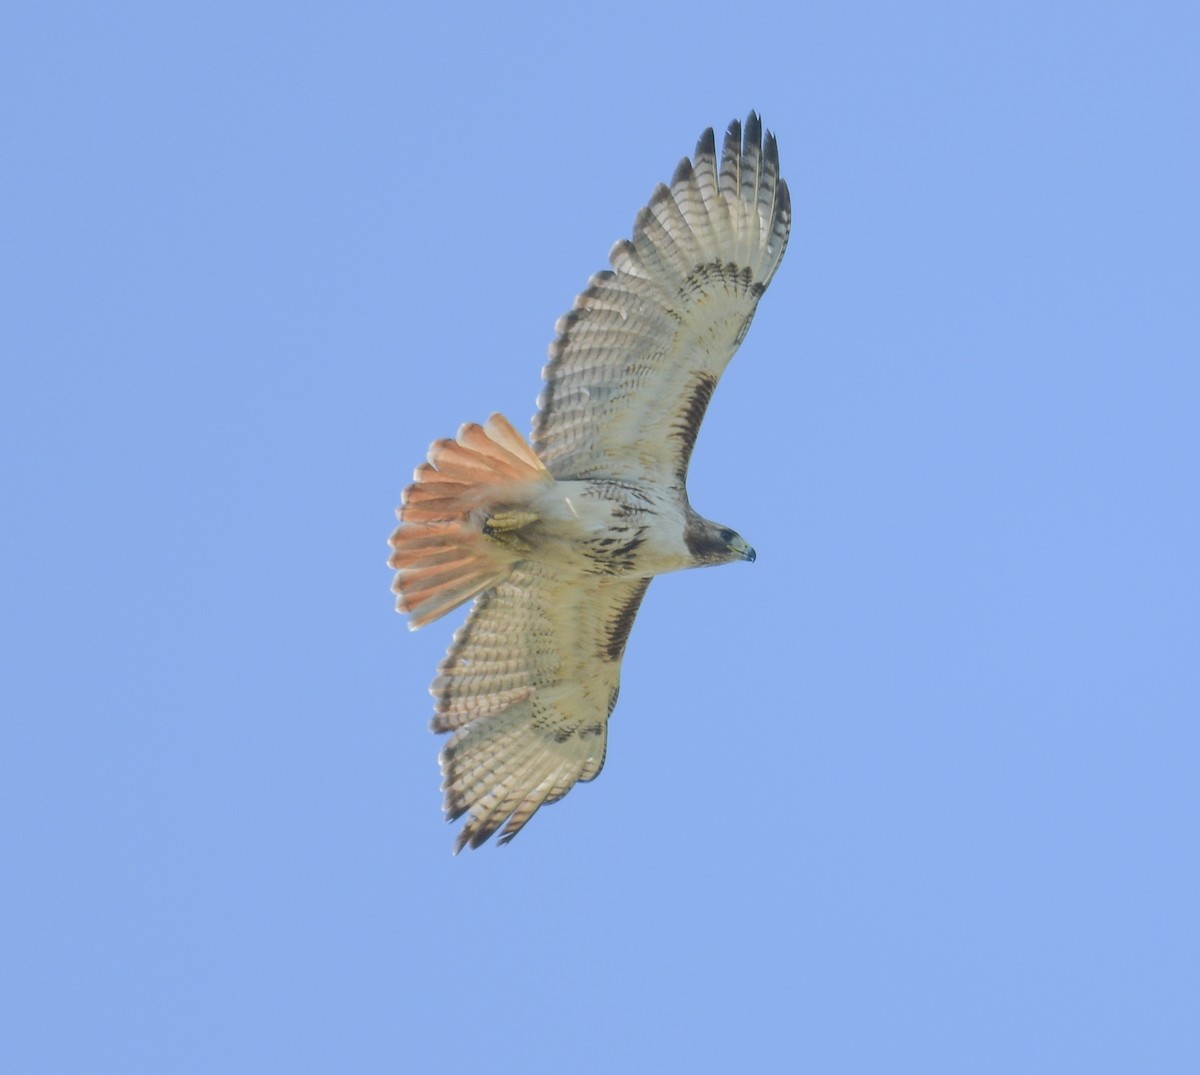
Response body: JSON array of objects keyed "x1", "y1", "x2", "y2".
[{"x1": 389, "y1": 414, "x2": 550, "y2": 628}]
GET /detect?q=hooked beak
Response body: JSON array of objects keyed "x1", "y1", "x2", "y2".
[{"x1": 730, "y1": 535, "x2": 756, "y2": 563}]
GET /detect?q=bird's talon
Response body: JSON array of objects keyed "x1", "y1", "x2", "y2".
[{"x1": 484, "y1": 510, "x2": 539, "y2": 533}]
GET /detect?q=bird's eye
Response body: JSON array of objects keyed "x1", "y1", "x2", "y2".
[{"x1": 719, "y1": 528, "x2": 735, "y2": 543}]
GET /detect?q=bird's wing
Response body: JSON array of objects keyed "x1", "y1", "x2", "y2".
[
  {"x1": 532, "y1": 113, "x2": 791, "y2": 488},
  {"x1": 432, "y1": 562, "x2": 651, "y2": 850}
]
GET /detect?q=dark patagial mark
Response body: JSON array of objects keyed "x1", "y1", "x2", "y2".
[
  {"x1": 673, "y1": 372, "x2": 718, "y2": 483},
  {"x1": 602, "y1": 578, "x2": 651, "y2": 662}
]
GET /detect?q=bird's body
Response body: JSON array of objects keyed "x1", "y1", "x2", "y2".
[
  {"x1": 476, "y1": 475, "x2": 745, "y2": 578},
  {"x1": 497, "y1": 479, "x2": 675, "y2": 574},
  {"x1": 390, "y1": 114, "x2": 790, "y2": 850}
]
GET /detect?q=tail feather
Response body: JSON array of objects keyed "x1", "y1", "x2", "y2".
[
  {"x1": 411, "y1": 462, "x2": 464, "y2": 485},
  {"x1": 390, "y1": 414, "x2": 551, "y2": 629},
  {"x1": 424, "y1": 439, "x2": 509, "y2": 484},
  {"x1": 400, "y1": 496, "x2": 483, "y2": 523},
  {"x1": 456, "y1": 420, "x2": 539, "y2": 474},
  {"x1": 399, "y1": 556, "x2": 485, "y2": 598},
  {"x1": 477, "y1": 413, "x2": 544, "y2": 464}
]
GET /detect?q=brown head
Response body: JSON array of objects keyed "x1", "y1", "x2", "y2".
[{"x1": 683, "y1": 511, "x2": 756, "y2": 567}]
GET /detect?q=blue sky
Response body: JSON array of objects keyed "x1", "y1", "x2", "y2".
[{"x1": 3, "y1": 2, "x2": 1198, "y2": 1071}]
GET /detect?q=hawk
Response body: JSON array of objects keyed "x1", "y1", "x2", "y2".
[{"x1": 390, "y1": 114, "x2": 791, "y2": 850}]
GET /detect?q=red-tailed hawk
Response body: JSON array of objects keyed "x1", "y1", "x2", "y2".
[{"x1": 390, "y1": 114, "x2": 791, "y2": 850}]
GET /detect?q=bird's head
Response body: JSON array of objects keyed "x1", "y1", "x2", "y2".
[{"x1": 684, "y1": 516, "x2": 756, "y2": 567}]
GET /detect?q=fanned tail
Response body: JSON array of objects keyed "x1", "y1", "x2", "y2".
[{"x1": 390, "y1": 414, "x2": 550, "y2": 628}]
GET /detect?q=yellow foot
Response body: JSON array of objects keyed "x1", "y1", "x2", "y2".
[
  {"x1": 482, "y1": 510, "x2": 539, "y2": 552},
  {"x1": 483, "y1": 510, "x2": 539, "y2": 534}
]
